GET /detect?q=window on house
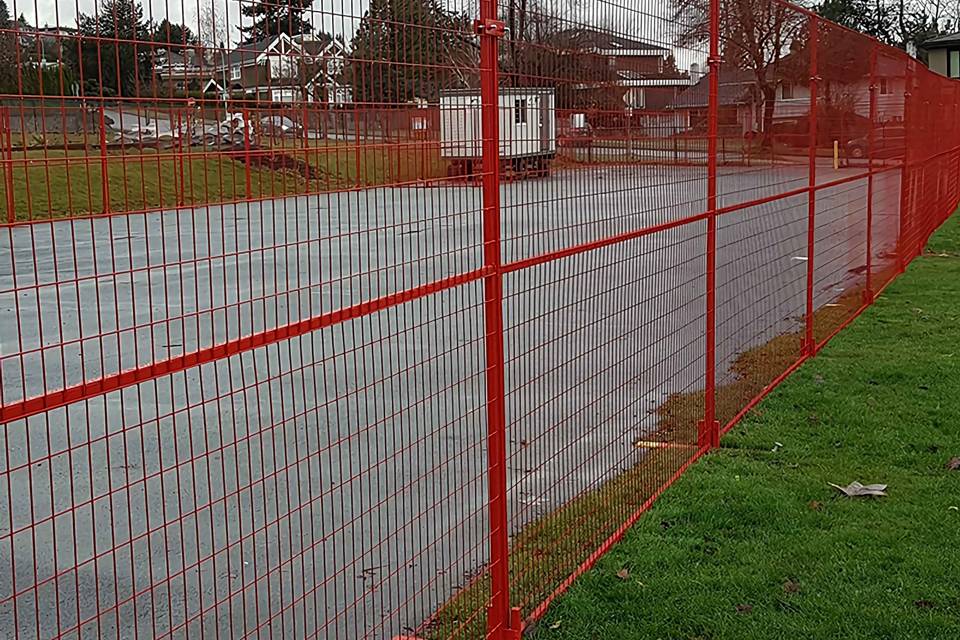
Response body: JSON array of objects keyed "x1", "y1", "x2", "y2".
[
  {"x1": 514, "y1": 98, "x2": 527, "y2": 125},
  {"x1": 879, "y1": 78, "x2": 891, "y2": 94},
  {"x1": 949, "y1": 49, "x2": 960, "y2": 79},
  {"x1": 781, "y1": 81, "x2": 794, "y2": 99},
  {"x1": 230, "y1": 65, "x2": 241, "y2": 80}
]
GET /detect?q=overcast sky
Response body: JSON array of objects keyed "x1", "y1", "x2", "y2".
[{"x1": 15, "y1": 0, "x2": 703, "y2": 66}]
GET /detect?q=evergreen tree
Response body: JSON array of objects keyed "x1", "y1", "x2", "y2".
[
  {"x1": 0, "y1": 0, "x2": 16, "y2": 92},
  {"x1": 73, "y1": 0, "x2": 152, "y2": 96},
  {"x1": 349, "y1": 0, "x2": 475, "y2": 104},
  {"x1": 153, "y1": 18, "x2": 197, "y2": 52},
  {"x1": 239, "y1": 0, "x2": 312, "y2": 43}
]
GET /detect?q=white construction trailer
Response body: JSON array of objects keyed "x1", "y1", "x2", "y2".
[{"x1": 439, "y1": 87, "x2": 556, "y2": 177}]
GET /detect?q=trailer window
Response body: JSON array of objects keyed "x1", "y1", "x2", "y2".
[{"x1": 514, "y1": 99, "x2": 527, "y2": 125}]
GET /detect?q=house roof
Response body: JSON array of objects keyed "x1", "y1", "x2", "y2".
[
  {"x1": 292, "y1": 34, "x2": 348, "y2": 58},
  {"x1": 223, "y1": 38, "x2": 282, "y2": 68},
  {"x1": 221, "y1": 33, "x2": 339, "y2": 69},
  {"x1": 922, "y1": 31, "x2": 960, "y2": 49},
  {"x1": 558, "y1": 27, "x2": 668, "y2": 53},
  {"x1": 667, "y1": 67, "x2": 756, "y2": 109}
]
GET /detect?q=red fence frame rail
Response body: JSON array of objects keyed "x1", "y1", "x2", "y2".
[{"x1": 0, "y1": 1, "x2": 959, "y2": 639}]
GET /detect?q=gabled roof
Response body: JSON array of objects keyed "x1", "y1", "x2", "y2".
[
  {"x1": 222, "y1": 33, "x2": 305, "y2": 68},
  {"x1": 922, "y1": 31, "x2": 960, "y2": 49},
  {"x1": 668, "y1": 66, "x2": 756, "y2": 109},
  {"x1": 292, "y1": 34, "x2": 348, "y2": 58},
  {"x1": 223, "y1": 38, "x2": 279, "y2": 67},
  {"x1": 557, "y1": 27, "x2": 668, "y2": 54}
]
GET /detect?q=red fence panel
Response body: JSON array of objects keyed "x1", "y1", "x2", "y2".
[{"x1": 0, "y1": 0, "x2": 958, "y2": 638}]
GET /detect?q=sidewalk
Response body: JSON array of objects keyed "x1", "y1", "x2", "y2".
[{"x1": 535, "y1": 210, "x2": 960, "y2": 640}]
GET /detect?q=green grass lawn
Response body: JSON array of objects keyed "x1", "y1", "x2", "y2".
[
  {"x1": 0, "y1": 141, "x2": 447, "y2": 221},
  {"x1": 0, "y1": 148, "x2": 310, "y2": 220},
  {"x1": 534, "y1": 210, "x2": 960, "y2": 640}
]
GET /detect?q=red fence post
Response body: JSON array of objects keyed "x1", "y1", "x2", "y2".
[
  {"x1": 354, "y1": 108, "x2": 362, "y2": 188},
  {"x1": 700, "y1": 0, "x2": 721, "y2": 449},
  {"x1": 242, "y1": 108, "x2": 253, "y2": 199},
  {"x1": 98, "y1": 106, "x2": 110, "y2": 214},
  {"x1": 898, "y1": 61, "x2": 913, "y2": 273},
  {"x1": 2, "y1": 107, "x2": 14, "y2": 223},
  {"x1": 804, "y1": 18, "x2": 819, "y2": 356},
  {"x1": 176, "y1": 110, "x2": 185, "y2": 207},
  {"x1": 864, "y1": 45, "x2": 877, "y2": 303},
  {"x1": 476, "y1": 3, "x2": 519, "y2": 639}
]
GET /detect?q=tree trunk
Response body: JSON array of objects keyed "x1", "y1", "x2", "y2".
[{"x1": 760, "y1": 82, "x2": 776, "y2": 148}]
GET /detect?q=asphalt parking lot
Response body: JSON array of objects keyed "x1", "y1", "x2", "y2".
[{"x1": 0, "y1": 161, "x2": 900, "y2": 639}]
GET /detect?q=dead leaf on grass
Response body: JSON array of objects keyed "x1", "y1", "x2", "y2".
[
  {"x1": 946, "y1": 457, "x2": 960, "y2": 471},
  {"x1": 783, "y1": 580, "x2": 800, "y2": 594},
  {"x1": 829, "y1": 481, "x2": 887, "y2": 497},
  {"x1": 548, "y1": 620, "x2": 562, "y2": 630},
  {"x1": 616, "y1": 568, "x2": 630, "y2": 580},
  {"x1": 808, "y1": 500, "x2": 823, "y2": 511},
  {"x1": 735, "y1": 604, "x2": 753, "y2": 614}
]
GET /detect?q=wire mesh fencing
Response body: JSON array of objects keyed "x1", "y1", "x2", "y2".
[{"x1": 0, "y1": 0, "x2": 958, "y2": 638}]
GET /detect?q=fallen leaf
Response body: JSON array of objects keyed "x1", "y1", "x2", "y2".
[
  {"x1": 829, "y1": 481, "x2": 887, "y2": 497},
  {"x1": 735, "y1": 604, "x2": 753, "y2": 614},
  {"x1": 946, "y1": 457, "x2": 960, "y2": 471},
  {"x1": 616, "y1": 568, "x2": 630, "y2": 580},
  {"x1": 549, "y1": 620, "x2": 561, "y2": 630},
  {"x1": 783, "y1": 580, "x2": 800, "y2": 594},
  {"x1": 808, "y1": 500, "x2": 823, "y2": 511},
  {"x1": 914, "y1": 600, "x2": 935, "y2": 609}
]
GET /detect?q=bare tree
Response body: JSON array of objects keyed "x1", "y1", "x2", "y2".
[
  {"x1": 198, "y1": 4, "x2": 228, "y2": 48},
  {"x1": 673, "y1": 0, "x2": 806, "y2": 143}
]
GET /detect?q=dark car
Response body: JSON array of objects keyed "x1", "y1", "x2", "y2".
[
  {"x1": 771, "y1": 113, "x2": 871, "y2": 148},
  {"x1": 846, "y1": 125, "x2": 906, "y2": 159}
]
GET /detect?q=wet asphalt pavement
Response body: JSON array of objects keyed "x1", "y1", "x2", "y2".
[{"x1": 0, "y1": 162, "x2": 900, "y2": 639}]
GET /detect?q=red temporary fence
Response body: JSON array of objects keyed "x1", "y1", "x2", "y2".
[{"x1": 0, "y1": 0, "x2": 958, "y2": 638}]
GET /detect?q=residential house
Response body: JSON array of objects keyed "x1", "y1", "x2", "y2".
[
  {"x1": 154, "y1": 47, "x2": 219, "y2": 91},
  {"x1": 667, "y1": 58, "x2": 904, "y2": 136},
  {"x1": 563, "y1": 28, "x2": 692, "y2": 110},
  {"x1": 204, "y1": 34, "x2": 305, "y2": 102},
  {"x1": 292, "y1": 35, "x2": 353, "y2": 105},
  {"x1": 921, "y1": 32, "x2": 960, "y2": 79},
  {"x1": 203, "y1": 33, "x2": 353, "y2": 104}
]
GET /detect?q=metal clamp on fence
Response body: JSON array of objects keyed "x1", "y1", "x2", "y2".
[{"x1": 473, "y1": 18, "x2": 506, "y2": 37}]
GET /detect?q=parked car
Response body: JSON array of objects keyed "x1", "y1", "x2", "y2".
[
  {"x1": 260, "y1": 115, "x2": 302, "y2": 138},
  {"x1": 770, "y1": 113, "x2": 871, "y2": 148},
  {"x1": 846, "y1": 125, "x2": 906, "y2": 159}
]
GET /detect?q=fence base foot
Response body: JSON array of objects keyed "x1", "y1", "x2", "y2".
[
  {"x1": 489, "y1": 607, "x2": 524, "y2": 640},
  {"x1": 698, "y1": 419, "x2": 721, "y2": 449}
]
